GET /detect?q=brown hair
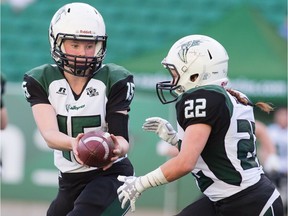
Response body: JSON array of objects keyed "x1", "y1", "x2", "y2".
[{"x1": 226, "y1": 89, "x2": 273, "y2": 114}]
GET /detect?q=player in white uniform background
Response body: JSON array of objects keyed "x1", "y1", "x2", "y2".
[
  {"x1": 22, "y1": 3, "x2": 135, "y2": 216},
  {"x1": 117, "y1": 34, "x2": 284, "y2": 215},
  {"x1": 267, "y1": 107, "x2": 288, "y2": 215}
]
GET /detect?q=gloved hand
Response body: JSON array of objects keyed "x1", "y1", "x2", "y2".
[
  {"x1": 117, "y1": 175, "x2": 145, "y2": 212},
  {"x1": 263, "y1": 154, "x2": 281, "y2": 173},
  {"x1": 142, "y1": 117, "x2": 179, "y2": 146}
]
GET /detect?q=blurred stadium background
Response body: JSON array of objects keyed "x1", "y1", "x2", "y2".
[{"x1": 1, "y1": 0, "x2": 287, "y2": 215}]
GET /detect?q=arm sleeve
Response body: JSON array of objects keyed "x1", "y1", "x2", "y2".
[{"x1": 106, "y1": 112, "x2": 129, "y2": 141}]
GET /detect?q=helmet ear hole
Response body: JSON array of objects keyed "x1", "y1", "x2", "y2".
[{"x1": 190, "y1": 74, "x2": 199, "y2": 82}]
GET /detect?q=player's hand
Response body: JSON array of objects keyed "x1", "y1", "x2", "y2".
[
  {"x1": 142, "y1": 117, "x2": 179, "y2": 146},
  {"x1": 110, "y1": 134, "x2": 122, "y2": 158},
  {"x1": 117, "y1": 175, "x2": 145, "y2": 212},
  {"x1": 102, "y1": 134, "x2": 120, "y2": 171},
  {"x1": 72, "y1": 133, "x2": 85, "y2": 165}
]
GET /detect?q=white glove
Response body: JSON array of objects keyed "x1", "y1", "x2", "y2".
[
  {"x1": 142, "y1": 117, "x2": 179, "y2": 146},
  {"x1": 117, "y1": 175, "x2": 145, "y2": 212},
  {"x1": 263, "y1": 154, "x2": 281, "y2": 173},
  {"x1": 117, "y1": 168, "x2": 168, "y2": 212}
]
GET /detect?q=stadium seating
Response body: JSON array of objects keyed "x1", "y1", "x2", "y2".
[{"x1": 1, "y1": 0, "x2": 286, "y2": 82}]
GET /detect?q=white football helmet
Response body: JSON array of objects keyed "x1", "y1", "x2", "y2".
[
  {"x1": 157, "y1": 35, "x2": 229, "y2": 104},
  {"x1": 49, "y1": 3, "x2": 107, "y2": 77}
]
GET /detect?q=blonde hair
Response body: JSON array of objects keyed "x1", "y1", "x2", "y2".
[{"x1": 226, "y1": 89, "x2": 273, "y2": 114}]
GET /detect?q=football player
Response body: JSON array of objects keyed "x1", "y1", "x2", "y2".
[
  {"x1": 117, "y1": 35, "x2": 284, "y2": 216},
  {"x1": 22, "y1": 3, "x2": 135, "y2": 216}
]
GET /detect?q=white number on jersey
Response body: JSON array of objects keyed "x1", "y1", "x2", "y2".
[
  {"x1": 126, "y1": 82, "x2": 135, "y2": 101},
  {"x1": 184, "y1": 98, "x2": 207, "y2": 118},
  {"x1": 22, "y1": 81, "x2": 31, "y2": 99}
]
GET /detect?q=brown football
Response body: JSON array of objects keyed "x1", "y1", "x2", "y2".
[{"x1": 77, "y1": 130, "x2": 114, "y2": 167}]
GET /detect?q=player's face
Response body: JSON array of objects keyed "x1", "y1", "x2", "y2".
[{"x1": 63, "y1": 39, "x2": 96, "y2": 64}]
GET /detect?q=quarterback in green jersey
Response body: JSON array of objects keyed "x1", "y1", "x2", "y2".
[
  {"x1": 117, "y1": 35, "x2": 284, "y2": 215},
  {"x1": 22, "y1": 3, "x2": 134, "y2": 216}
]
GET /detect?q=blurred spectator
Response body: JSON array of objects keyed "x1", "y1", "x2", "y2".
[
  {"x1": 278, "y1": 16, "x2": 288, "y2": 40},
  {"x1": 1, "y1": 74, "x2": 8, "y2": 130},
  {"x1": 2, "y1": 0, "x2": 36, "y2": 12},
  {"x1": 267, "y1": 107, "x2": 288, "y2": 215},
  {"x1": 255, "y1": 120, "x2": 280, "y2": 173},
  {"x1": 268, "y1": 108, "x2": 288, "y2": 175},
  {"x1": 1, "y1": 73, "x2": 9, "y2": 175}
]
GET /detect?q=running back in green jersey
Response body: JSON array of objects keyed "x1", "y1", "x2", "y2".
[{"x1": 175, "y1": 85, "x2": 263, "y2": 201}]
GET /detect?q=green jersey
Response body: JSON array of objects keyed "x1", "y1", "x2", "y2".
[{"x1": 175, "y1": 85, "x2": 263, "y2": 201}]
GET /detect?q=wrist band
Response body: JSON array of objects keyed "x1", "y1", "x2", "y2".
[{"x1": 140, "y1": 167, "x2": 168, "y2": 190}]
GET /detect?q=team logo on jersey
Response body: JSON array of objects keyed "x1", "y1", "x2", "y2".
[
  {"x1": 86, "y1": 87, "x2": 98, "y2": 97},
  {"x1": 178, "y1": 40, "x2": 202, "y2": 63},
  {"x1": 56, "y1": 87, "x2": 67, "y2": 95}
]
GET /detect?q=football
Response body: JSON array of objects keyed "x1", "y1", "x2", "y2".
[{"x1": 77, "y1": 130, "x2": 115, "y2": 167}]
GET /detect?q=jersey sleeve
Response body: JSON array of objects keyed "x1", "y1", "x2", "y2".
[
  {"x1": 22, "y1": 74, "x2": 50, "y2": 106},
  {"x1": 106, "y1": 75, "x2": 135, "y2": 114},
  {"x1": 176, "y1": 89, "x2": 227, "y2": 130}
]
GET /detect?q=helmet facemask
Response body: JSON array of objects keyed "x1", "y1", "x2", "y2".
[
  {"x1": 51, "y1": 33, "x2": 107, "y2": 77},
  {"x1": 156, "y1": 62, "x2": 182, "y2": 104}
]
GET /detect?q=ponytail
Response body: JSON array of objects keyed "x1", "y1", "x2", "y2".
[
  {"x1": 226, "y1": 89, "x2": 273, "y2": 114},
  {"x1": 254, "y1": 102, "x2": 274, "y2": 114}
]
